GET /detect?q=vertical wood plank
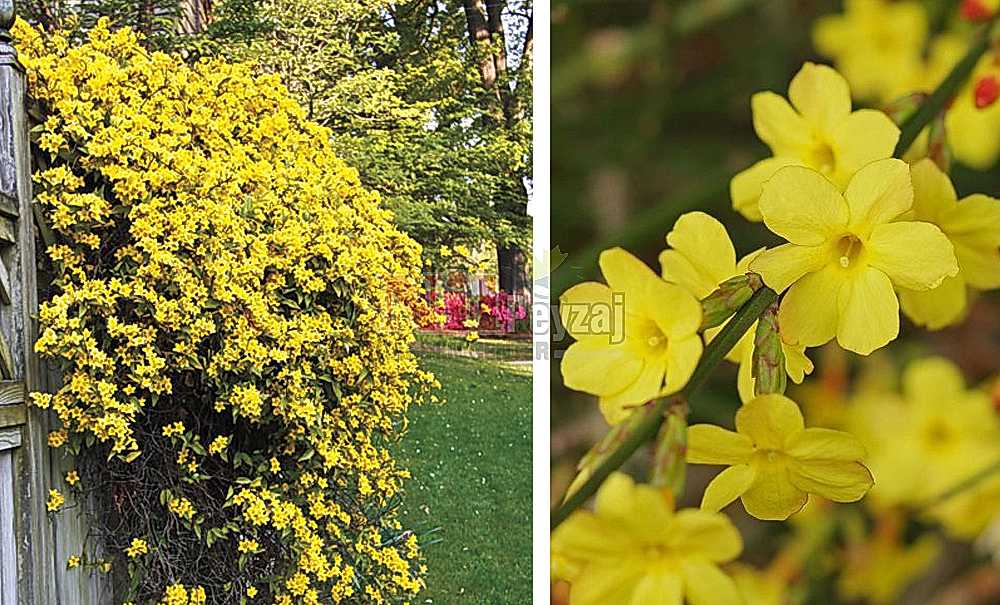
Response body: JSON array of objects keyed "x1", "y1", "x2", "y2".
[{"x1": 0, "y1": 450, "x2": 15, "y2": 605}]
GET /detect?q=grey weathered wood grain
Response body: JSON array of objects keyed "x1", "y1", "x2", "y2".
[{"x1": 0, "y1": 404, "x2": 22, "y2": 430}]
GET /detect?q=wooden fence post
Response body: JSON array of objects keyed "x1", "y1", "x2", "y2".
[{"x1": 0, "y1": 4, "x2": 110, "y2": 603}]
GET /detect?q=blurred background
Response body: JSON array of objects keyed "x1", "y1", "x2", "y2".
[{"x1": 550, "y1": 1, "x2": 1000, "y2": 603}]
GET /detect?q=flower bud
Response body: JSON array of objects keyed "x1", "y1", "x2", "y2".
[
  {"x1": 960, "y1": 0, "x2": 995, "y2": 22},
  {"x1": 652, "y1": 401, "x2": 688, "y2": 498},
  {"x1": 974, "y1": 75, "x2": 1000, "y2": 109},
  {"x1": 752, "y1": 301, "x2": 787, "y2": 397},
  {"x1": 563, "y1": 402, "x2": 656, "y2": 501},
  {"x1": 925, "y1": 115, "x2": 952, "y2": 173},
  {"x1": 700, "y1": 273, "x2": 762, "y2": 330}
]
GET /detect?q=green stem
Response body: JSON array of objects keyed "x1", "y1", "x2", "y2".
[
  {"x1": 894, "y1": 15, "x2": 999, "y2": 157},
  {"x1": 550, "y1": 285, "x2": 777, "y2": 529}
]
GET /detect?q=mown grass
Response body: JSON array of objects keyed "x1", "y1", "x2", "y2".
[{"x1": 397, "y1": 350, "x2": 532, "y2": 604}]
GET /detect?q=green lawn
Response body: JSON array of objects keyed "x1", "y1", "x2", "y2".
[{"x1": 397, "y1": 351, "x2": 532, "y2": 604}]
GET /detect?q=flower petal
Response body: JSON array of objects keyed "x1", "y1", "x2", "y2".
[
  {"x1": 786, "y1": 427, "x2": 867, "y2": 461},
  {"x1": 599, "y1": 247, "x2": 659, "y2": 312},
  {"x1": 777, "y1": 263, "x2": 842, "y2": 348},
  {"x1": 782, "y1": 341, "x2": 813, "y2": 383},
  {"x1": 561, "y1": 340, "x2": 643, "y2": 397},
  {"x1": 701, "y1": 464, "x2": 756, "y2": 512},
  {"x1": 844, "y1": 158, "x2": 912, "y2": 235},
  {"x1": 901, "y1": 356, "x2": 967, "y2": 406},
  {"x1": 681, "y1": 561, "x2": 743, "y2": 605},
  {"x1": 910, "y1": 158, "x2": 957, "y2": 222},
  {"x1": 751, "y1": 92, "x2": 812, "y2": 156},
  {"x1": 867, "y1": 221, "x2": 957, "y2": 291},
  {"x1": 647, "y1": 281, "x2": 703, "y2": 339},
  {"x1": 687, "y1": 424, "x2": 754, "y2": 465},
  {"x1": 595, "y1": 473, "x2": 675, "y2": 534},
  {"x1": 789, "y1": 62, "x2": 852, "y2": 133},
  {"x1": 759, "y1": 165, "x2": 848, "y2": 246},
  {"x1": 829, "y1": 109, "x2": 900, "y2": 189},
  {"x1": 668, "y1": 509, "x2": 743, "y2": 562},
  {"x1": 788, "y1": 459, "x2": 874, "y2": 502},
  {"x1": 730, "y1": 156, "x2": 801, "y2": 222},
  {"x1": 662, "y1": 211, "x2": 736, "y2": 297},
  {"x1": 664, "y1": 333, "x2": 702, "y2": 395},
  {"x1": 741, "y1": 466, "x2": 808, "y2": 520},
  {"x1": 835, "y1": 267, "x2": 899, "y2": 355},
  {"x1": 899, "y1": 275, "x2": 967, "y2": 330},
  {"x1": 559, "y1": 282, "x2": 621, "y2": 343},
  {"x1": 598, "y1": 355, "x2": 667, "y2": 424},
  {"x1": 749, "y1": 243, "x2": 830, "y2": 293},
  {"x1": 736, "y1": 341, "x2": 755, "y2": 404},
  {"x1": 629, "y1": 571, "x2": 683, "y2": 605},
  {"x1": 552, "y1": 511, "x2": 635, "y2": 564},
  {"x1": 735, "y1": 394, "x2": 805, "y2": 450},
  {"x1": 569, "y1": 560, "x2": 646, "y2": 605}
]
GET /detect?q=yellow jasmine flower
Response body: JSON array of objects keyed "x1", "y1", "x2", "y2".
[
  {"x1": 162, "y1": 421, "x2": 185, "y2": 438},
  {"x1": 898, "y1": 160, "x2": 1000, "y2": 329},
  {"x1": 67, "y1": 555, "x2": 80, "y2": 569},
  {"x1": 47, "y1": 489, "x2": 65, "y2": 512},
  {"x1": 47, "y1": 429, "x2": 67, "y2": 448},
  {"x1": 749, "y1": 159, "x2": 957, "y2": 355},
  {"x1": 730, "y1": 563, "x2": 787, "y2": 605},
  {"x1": 848, "y1": 357, "x2": 1000, "y2": 518},
  {"x1": 247, "y1": 586, "x2": 258, "y2": 598},
  {"x1": 946, "y1": 55, "x2": 1000, "y2": 169},
  {"x1": 688, "y1": 394, "x2": 873, "y2": 520},
  {"x1": 208, "y1": 435, "x2": 230, "y2": 455},
  {"x1": 812, "y1": 0, "x2": 928, "y2": 102},
  {"x1": 731, "y1": 62, "x2": 899, "y2": 221},
  {"x1": 126, "y1": 537, "x2": 149, "y2": 558},
  {"x1": 465, "y1": 330, "x2": 479, "y2": 342},
  {"x1": 552, "y1": 472, "x2": 743, "y2": 605},
  {"x1": 560, "y1": 248, "x2": 702, "y2": 424},
  {"x1": 65, "y1": 470, "x2": 80, "y2": 486},
  {"x1": 659, "y1": 212, "x2": 813, "y2": 401}
]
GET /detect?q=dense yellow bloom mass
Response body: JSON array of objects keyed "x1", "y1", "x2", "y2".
[
  {"x1": 750, "y1": 159, "x2": 958, "y2": 354},
  {"x1": 552, "y1": 473, "x2": 744, "y2": 605},
  {"x1": 688, "y1": 394, "x2": 873, "y2": 520},
  {"x1": 560, "y1": 248, "x2": 703, "y2": 424},
  {"x1": 730, "y1": 62, "x2": 899, "y2": 221},
  {"x1": 812, "y1": 0, "x2": 927, "y2": 103},
  {"x1": 898, "y1": 159, "x2": 1000, "y2": 329},
  {"x1": 659, "y1": 212, "x2": 813, "y2": 401},
  {"x1": 14, "y1": 18, "x2": 429, "y2": 602}
]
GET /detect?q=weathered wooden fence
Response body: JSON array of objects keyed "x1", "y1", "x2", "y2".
[{"x1": 0, "y1": 4, "x2": 108, "y2": 603}]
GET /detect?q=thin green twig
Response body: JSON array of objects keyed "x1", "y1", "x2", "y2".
[
  {"x1": 920, "y1": 458, "x2": 1000, "y2": 510},
  {"x1": 894, "y1": 14, "x2": 999, "y2": 157},
  {"x1": 550, "y1": 285, "x2": 777, "y2": 529}
]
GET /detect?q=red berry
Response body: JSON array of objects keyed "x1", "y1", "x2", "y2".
[
  {"x1": 961, "y1": 0, "x2": 994, "y2": 21},
  {"x1": 974, "y1": 75, "x2": 1000, "y2": 109}
]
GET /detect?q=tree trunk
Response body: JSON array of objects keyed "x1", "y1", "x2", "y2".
[{"x1": 497, "y1": 242, "x2": 528, "y2": 303}]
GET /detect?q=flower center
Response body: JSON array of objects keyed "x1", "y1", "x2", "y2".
[
  {"x1": 810, "y1": 141, "x2": 836, "y2": 174},
  {"x1": 836, "y1": 234, "x2": 864, "y2": 268}
]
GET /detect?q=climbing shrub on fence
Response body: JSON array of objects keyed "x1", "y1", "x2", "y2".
[{"x1": 15, "y1": 18, "x2": 435, "y2": 604}]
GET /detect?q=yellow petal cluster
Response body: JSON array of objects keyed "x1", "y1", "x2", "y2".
[
  {"x1": 750, "y1": 159, "x2": 958, "y2": 354},
  {"x1": 731, "y1": 62, "x2": 899, "y2": 221},
  {"x1": 560, "y1": 248, "x2": 703, "y2": 424},
  {"x1": 688, "y1": 394, "x2": 873, "y2": 520},
  {"x1": 552, "y1": 472, "x2": 744, "y2": 605},
  {"x1": 660, "y1": 212, "x2": 813, "y2": 401}
]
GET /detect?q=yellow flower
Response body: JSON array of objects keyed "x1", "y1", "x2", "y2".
[
  {"x1": 67, "y1": 555, "x2": 80, "y2": 569},
  {"x1": 848, "y1": 357, "x2": 1000, "y2": 518},
  {"x1": 749, "y1": 159, "x2": 958, "y2": 355},
  {"x1": 65, "y1": 470, "x2": 79, "y2": 486},
  {"x1": 47, "y1": 489, "x2": 65, "y2": 512},
  {"x1": 48, "y1": 429, "x2": 67, "y2": 448},
  {"x1": 687, "y1": 394, "x2": 873, "y2": 520},
  {"x1": 946, "y1": 56, "x2": 1000, "y2": 169},
  {"x1": 730, "y1": 564, "x2": 787, "y2": 605},
  {"x1": 238, "y1": 539, "x2": 259, "y2": 554},
  {"x1": 465, "y1": 331, "x2": 479, "y2": 342},
  {"x1": 126, "y1": 537, "x2": 149, "y2": 558},
  {"x1": 660, "y1": 212, "x2": 813, "y2": 401},
  {"x1": 898, "y1": 160, "x2": 1000, "y2": 329},
  {"x1": 247, "y1": 586, "x2": 258, "y2": 598},
  {"x1": 560, "y1": 248, "x2": 703, "y2": 424},
  {"x1": 731, "y1": 62, "x2": 899, "y2": 221},
  {"x1": 162, "y1": 421, "x2": 185, "y2": 438},
  {"x1": 208, "y1": 435, "x2": 230, "y2": 455},
  {"x1": 812, "y1": 0, "x2": 928, "y2": 102},
  {"x1": 551, "y1": 472, "x2": 743, "y2": 605}
]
